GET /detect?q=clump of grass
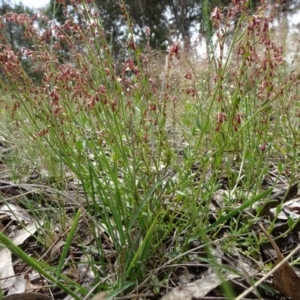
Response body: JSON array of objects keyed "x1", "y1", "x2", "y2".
[{"x1": 0, "y1": 0, "x2": 299, "y2": 299}]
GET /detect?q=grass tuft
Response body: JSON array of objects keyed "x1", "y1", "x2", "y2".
[{"x1": 0, "y1": 1, "x2": 300, "y2": 299}]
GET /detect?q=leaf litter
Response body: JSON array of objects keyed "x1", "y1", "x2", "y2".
[
  {"x1": 0, "y1": 178, "x2": 111, "y2": 299},
  {"x1": 1, "y1": 134, "x2": 300, "y2": 299},
  {"x1": 259, "y1": 222, "x2": 300, "y2": 300},
  {"x1": 161, "y1": 163, "x2": 300, "y2": 300},
  {"x1": 0, "y1": 163, "x2": 299, "y2": 299}
]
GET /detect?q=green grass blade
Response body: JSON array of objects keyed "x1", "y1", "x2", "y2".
[
  {"x1": 205, "y1": 188, "x2": 273, "y2": 234},
  {"x1": 56, "y1": 208, "x2": 82, "y2": 280},
  {"x1": 0, "y1": 232, "x2": 82, "y2": 299}
]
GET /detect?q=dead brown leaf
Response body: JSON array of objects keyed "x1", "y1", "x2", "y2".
[
  {"x1": 160, "y1": 272, "x2": 239, "y2": 300},
  {"x1": 259, "y1": 182, "x2": 298, "y2": 217},
  {"x1": 2, "y1": 292, "x2": 51, "y2": 300},
  {"x1": 259, "y1": 222, "x2": 300, "y2": 300},
  {"x1": 273, "y1": 182, "x2": 298, "y2": 202}
]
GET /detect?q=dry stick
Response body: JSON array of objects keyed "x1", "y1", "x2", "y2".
[{"x1": 236, "y1": 223, "x2": 300, "y2": 300}]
